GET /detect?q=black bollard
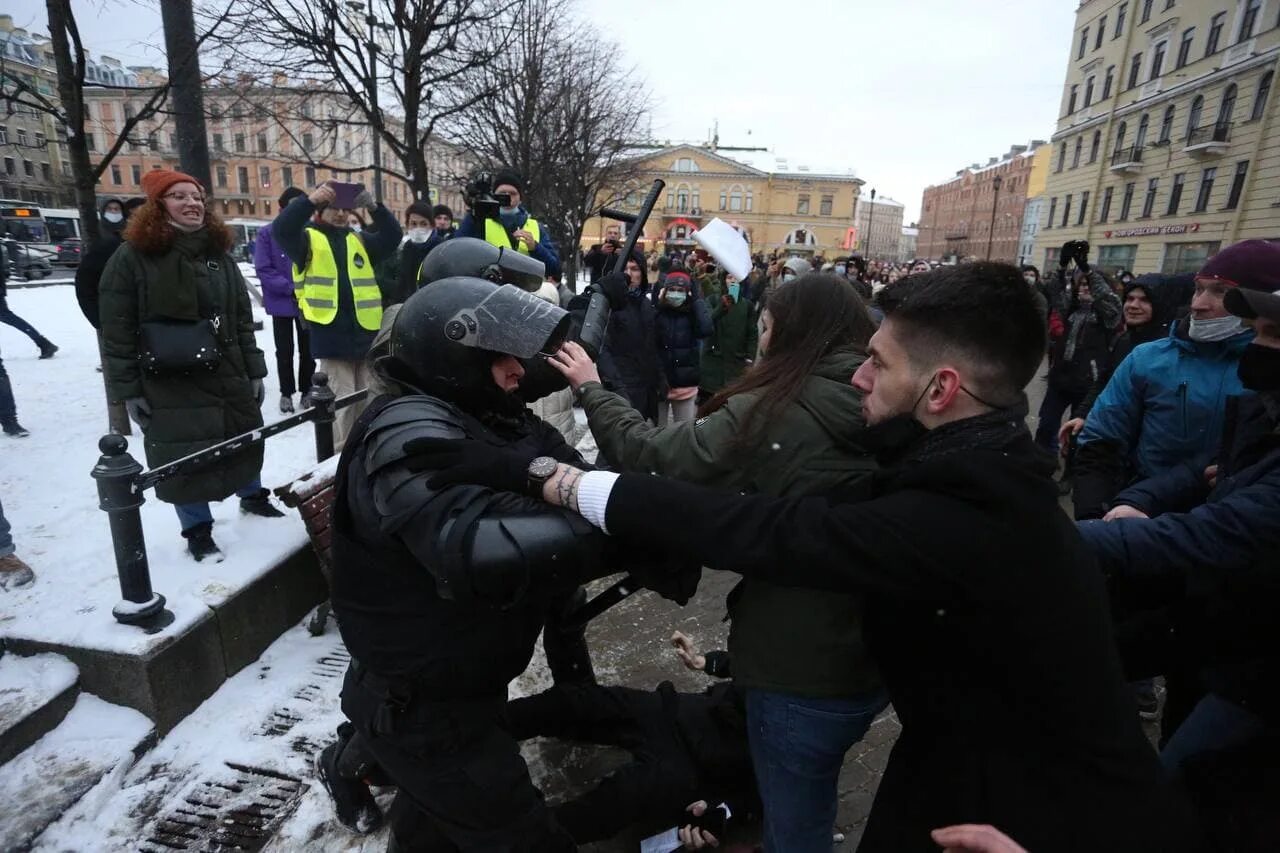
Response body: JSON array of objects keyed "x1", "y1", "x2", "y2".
[
  {"x1": 91, "y1": 434, "x2": 173, "y2": 631},
  {"x1": 310, "y1": 371, "x2": 337, "y2": 462}
]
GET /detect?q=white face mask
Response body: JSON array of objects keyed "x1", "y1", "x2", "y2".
[
  {"x1": 408, "y1": 227, "x2": 430, "y2": 244},
  {"x1": 1188, "y1": 315, "x2": 1245, "y2": 342},
  {"x1": 349, "y1": 223, "x2": 362, "y2": 233},
  {"x1": 103, "y1": 211, "x2": 124, "y2": 224}
]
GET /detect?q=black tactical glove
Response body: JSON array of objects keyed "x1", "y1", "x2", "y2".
[
  {"x1": 403, "y1": 436, "x2": 540, "y2": 497},
  {"x1": 595, "y1": 270, "x2": 629, "y2": 311},
  {"x1": 1073, "y1": 240, "x2": 1091, "y2": 272},
  {"x1": 1059, "y1": 242, "x2": 1074, "y2": 269}
]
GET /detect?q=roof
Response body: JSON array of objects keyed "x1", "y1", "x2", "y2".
[
  {"x1": 629, "y1": 144, "x2": 861, "y2": 182},
  {"x1": 925, "y1": 144, "x2": 1044, "y2": 190}
]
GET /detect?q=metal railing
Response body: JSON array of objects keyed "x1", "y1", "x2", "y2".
[
  {"x1": 1110, "y1": 145, "x2": 1144, "y2": 166},
  {"x1": 91, "y1": 372, "x2": 366, "y2": 632},
  {"x1": 1185, "y1": 122, "x2": 1232, "y2": 147}
]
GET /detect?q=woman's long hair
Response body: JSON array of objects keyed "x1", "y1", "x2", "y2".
[
  {"x1": 123, "y1": 198, "x2": 234, "y2": 255},
  {"x1": 699, "y1": 273, "x2": 876, "y2": 448}
]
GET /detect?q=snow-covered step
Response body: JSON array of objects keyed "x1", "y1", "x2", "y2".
[
  {"x1": 0, "y1": 651, "x2": 80, "y2": 766},
  {"x1": 0, "y1": 693, "x2": 153, "y2": 850}
]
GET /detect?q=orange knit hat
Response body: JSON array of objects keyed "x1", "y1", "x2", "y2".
[{"x1": 141, "y1": 169, "x2": 203, "y2": 203}]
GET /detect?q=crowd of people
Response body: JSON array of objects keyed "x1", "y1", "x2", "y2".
[{"x1": 1, "y1": 164, "x2": 1276, "y2": 852}]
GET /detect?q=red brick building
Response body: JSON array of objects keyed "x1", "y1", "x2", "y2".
[{"x1": 918, "y1": 141, "x2": 1046, "y2": 262}]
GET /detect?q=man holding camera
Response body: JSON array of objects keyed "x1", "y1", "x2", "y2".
[{"x1": 455, "y1": 170, "x2": 561, "y2": 279}]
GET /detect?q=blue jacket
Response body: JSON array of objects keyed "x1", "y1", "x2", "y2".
[
  {"x1": 654, "y1": 293, "x2": 713, "y2": 388},
  {"x1": 1079, "y1": 321, "x2": 1253, "y2": 480},
  {"x1": 1079, "y1": 394, "x2": 1280, "y2": 719},
  {"x1": 454, "y1": 207, "x2": 560, "y2": 279}
]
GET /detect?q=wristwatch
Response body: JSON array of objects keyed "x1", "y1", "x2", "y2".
[{"x1": 526, "y1": 456, "x2": 559, "y2": 496}]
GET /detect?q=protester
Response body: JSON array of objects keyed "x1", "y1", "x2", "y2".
[
  {"x1": 378, "y1": 199, "x2": 436, "y2": 305},
  {"x1": 253, "y1": 186, "x2": 314, "y2": 414},
  {"x1": 0, "y1": 497, "x2": 34, "y2": 590},
  {"x1": 549, "y1": 273, "x2": 884, "y2": 850},
  {"x1": 651, "y1": 265, "x2": 712, "y2": 425},
  {"x1": 76, "y1": 197, "x2": 146, "y2": 329},
  {"x1": 699, "y1": 272, "x2": 757, "y2": 401},
  {"x1": 412, "y1": 262, "x2": 1191, "y2": 852},
  {"x1": 324, "y1": 275, "x2": 696, "y2": 850},
  {"x1": 455, "y1": 170, "x2": 561, "y2": 278},
  {"x1": 0, "y1": 341, "x2": 26, "y2": 437},
  {"x1": 1077, "y1": 239, "x2": 1280, "y2": 848},
  {"x1": 428, "y1": 203, "x2": 455, "y2": 248},
  {"x1": 99, "y1": 170, "x2": 284, "y2": 561},
  {"x1": 597, "y1": 253, "x2": 664, "y2": 422},
  {"x1": 273, "y1": 180, "x2": 402, "y2": 448},
  {"x1": 583, "y1": 238, "x2": 621, "y2": 285},
  {"x1": 0, "y1": 237, "x2": 57, "y2": 359}
]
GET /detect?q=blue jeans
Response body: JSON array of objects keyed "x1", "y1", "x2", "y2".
[
  {"x1": 746, "y1": 688, "x2": 890, "y2": 852},
  {"x1": 0, "y1": 295, "x2": 44, "y2": 345},
  {"x1": 0, "y1": 497, "x2": 13, "y2": 558},
  {"x1": 174, "y1": 478, "x2": 263, "y2": 531},
  {"x1": 0, "y1": 351, "x2": 15, "y2": 426},
  {"x1": 1161, "y1": 693, "x2": 1267, "y2": 779}
]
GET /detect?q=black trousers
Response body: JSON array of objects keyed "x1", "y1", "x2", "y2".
[
  {"x1": 341, "y1": 666, "x2": 575, "y2": 852},
  {"x1": 272, "y1": 315, "x2": 314, "y2": 397}
]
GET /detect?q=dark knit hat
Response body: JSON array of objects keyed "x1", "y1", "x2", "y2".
[
  {"x1": 491, "y1": 170, "x2": 525, "y2": 197},
  {"x1": 279, "y1": 186, "x2": 306, "y2": 208},
  {"x1": 406, "y1": 199, "x2": 434, "y2": 222},
  {"x1": 431, "y1": 203, "x2": 453, "y2": 220},
  {"x1": 1201, "y1": 240, "x2": 1280, "y2": 322}
]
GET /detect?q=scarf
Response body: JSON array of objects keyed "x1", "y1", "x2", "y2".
[
  {"x1": 899, "y1": 399, "x2": 1032, "y2": 467},
  {"x1": 146, "y1": 227, "x2": 214, "y2": 321}
]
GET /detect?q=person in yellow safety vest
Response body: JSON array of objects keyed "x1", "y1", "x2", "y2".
[
  {"x1": 454, "y1": 170, "x2": 561, "y2": 280},
  {"x1": 273, "y1": 180, "x2": 402, "y2": 448}
]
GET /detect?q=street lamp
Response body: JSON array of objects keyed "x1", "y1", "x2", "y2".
[
  {"x1": 863, "y1": 188, "x2": 876, "y2": 257},
  {"x1": 986, "y1": 175, "x2": 1003, "y2": 261},
  {"x1": 347, "y1": 2, "x2": 386, "y2": 203}
]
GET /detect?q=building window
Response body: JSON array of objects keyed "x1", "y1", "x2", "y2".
[
  {"x1": 1046, "y1": 197, "x2": 1058, "y2": 228},
  {"x1": 1062, "y1": 194, "x2": 1073, "y2": 227},
  {"x1": 730, "y1": 186, "x2": 745, "y2": 211},
  {"x1": 1218, "y1": 83, "x2": 1238, "y2": 128},
  {"x1": 1167, "y1": 173, "x2": 1186, "y2": 214},
  {"x1": 1084, "y1": 76, "x2": 1095, "y2": 107},
  {"x1": 745, "y1": 191, "x2": 753, "y2": 211},
  {"x1": 85, "y1": 132, "x2": 95, "y2": 151},
  {"x1": 718, "y1": 190, "x2": 726, "y2": 210},
  {"x1": 1072, "y1": 137, "x2": 1083, "y2": 168},
  {"x1": 1077, "y1": 191, "x2": 1090, "y2": 225},
  {"x1": 257, "y1": 132, "x2": 267, "y2": 153},
  {"x1": 1193, "y1": 166, "x2": 1217, "y2": 211},
  {"x1": 796, "y1": 194, "x2": 810, "y2": 215},
  {"x1": 1079, "y1": 28, "x2": 1089, "y2": 59},
  {"x1": 237, "y1": 166, "x2": 250, "y2": 194},
  {"x1": 673, "y1": 157, "x2": 698, "y2": 172},
  {"x1": 40, "y1": 162, "x2": 50, "y2": 181},
  {"x1": 1128, "y1": 52, "x2": 1143, "y2": 89},
  {"x1": 1253, "y1": 71, "x2": 1273, "y2": 120},
  {"x1": 235, "y1": 133, "x2": 247, "y2": 153},
  {"x1": 1225, "y1": 160, "x2": 1249, "y2": 209},
  {"x1": 1068, "y1": 84, "x2": 1079, "y2": 114},
  {"x1": 2, "y1": 157, "x2": 12, "y2": 176},
  {"x1": 1151, "y1": 41, "x2": 1167, "y2": 79},
  {"x1": 123, "y1": 102, "x2": 135, "y2": 120},
  {"x1": 1103, "y1": 65, "x2": 1115, "y2": 100},
  {"x1": 676, "y1": 187, "x2": 689, "y2": 212},
  {"x1": 16, "y1": 128, "x2": 28, "y2": 146},
  {"x1": 1096, "y1": 17, "x2": 1107, "y2": 49},
  {"x1": 1057, "y1": 142, "x2": 1067, "y2": 172},
  {"x1": 1176, "y1": 28, "x2": 1194, "y2": 68},
  {"x1": 1099, "y1": 244, "x2": 1139, "y2": 272},
  {"x1": 305, "y1": 166, "x2": 316, "y2": 186},
  {"x1": 0, "y1": 126, "x2": 7, "y2": 145},
  {"x1": 282, "y1": 166, "x2": 294, "y2": 188},
  {"x1": 1239, "y1": 0, "x2": 1261, "y2": 42},
  {"x1": 1187, "y1": 94, "x2": 1204, "y2": 139},
  {"x1": 1115, "y1": 2, "x2": 1127, "y2": 37},
  {"x1": 22, "y1": 160, "x2": 33, "y2": 177},
  {"x1": 131, "y1": 164, "x2": 141, "y2": 185},
  {"x1": 1113, "y1": 121, "x2": 1128, "y2": 155},
  {"x1": 1139, "y1": 0, "x2": 1153, "y2": 24},
  {"x1": 1206, "y1": 12, "x2": 1225, "y2": 56},
  {"x1": 1159, "y1": 105, "x2": 1175, "y2": 143},
  {"x1": 111, "y1": 164, "x2": 122, "y2": 185},
  {"x1": 1090, "y1": 130, "x2": 1101, "y2": 162},
  {"x1": 820, "y1": 194, "x2": 833, "y2": 216},
  {"x1": 216, "y1": 165, "x2": 228, "y2": 188},
  {"x1": 302, "y1": 132, "x2": 314, "y2": 151},
  {"x1": 212, "y1": 132, "x2": 224, "y2": 151},
  {"x1": 1099, "y1": 186, "x2": 1115, "y2": 222},
  {"x1": 34, "y1": 131, "x2": 46, "y2": 148},
  {"x1": 1135, "y1": 113, "x2": 1150, "y2": 149},
  {"x1": 1141, "y1": 178, "x2": 1159, "y2": 217},
  {"x1": 259, "y1": 166, "x2": 271, "y2": 187},
  {"x1": 169, "y1": 133, "x2": 177, "y2": 150},
  {"x1": 1163, "y1": 241, "x2": 1222, "y2": 274}
]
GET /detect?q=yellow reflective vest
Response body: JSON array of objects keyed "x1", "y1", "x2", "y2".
[
  {"x1": 484, "y1": 216, "x2": 541, "y2": 256},
  {"x1": 292, "y1": 228, "x2": 383, "y2": 331}
]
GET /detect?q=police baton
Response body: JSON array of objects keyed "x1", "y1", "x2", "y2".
[{"x1": 558, "y1": 574, "x2": 639, "y2": 633}]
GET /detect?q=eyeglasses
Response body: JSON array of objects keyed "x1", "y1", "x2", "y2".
[{"x1": 163, "y1": 192, "x2": 205, "y2": 204}]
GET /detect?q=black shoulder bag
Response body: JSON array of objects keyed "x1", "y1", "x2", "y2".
[{"x1": 138, "y1": 258, "x2": 225, "y2": 377}]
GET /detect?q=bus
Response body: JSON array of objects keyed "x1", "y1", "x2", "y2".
[
  {"x1": 0, "y1": 200, "x2": 51, "y2": 247},
  {"x1": 225, "y1": 218, "x2": 268, "y2": 264},
  {"x1": 42, "y1": 207, "x2": 82, "y2": 242}
]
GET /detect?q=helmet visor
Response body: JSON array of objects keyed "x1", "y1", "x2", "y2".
[
  {"x1": 490, "y1": 248, "x2": 546, "y2": 292},
  {"x1": 446, "y1": 284, "x2": 570, "y2": 358}
]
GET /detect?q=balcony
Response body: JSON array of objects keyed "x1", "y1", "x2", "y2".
[
  {"x1": 1183, "y1": 122, "x2": 1231, "y2": 156},
  {"x1": 663, "y1": 206, "x2": 702, "y2": 220},
  {"x1": 1110, "y1": 145, "x2": 1143, "y2": 174}
]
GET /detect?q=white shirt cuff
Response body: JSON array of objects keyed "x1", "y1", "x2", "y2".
[{"x1": 576, "y1": 471, "x2": 620, "y2": 533}]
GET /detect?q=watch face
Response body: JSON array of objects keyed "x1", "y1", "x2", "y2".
[{"x1": 529, "y1": 456, "x2": 559, "y2": 480}]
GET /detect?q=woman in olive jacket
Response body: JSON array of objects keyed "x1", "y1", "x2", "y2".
[
  {"x1": 547, "y1": 273, "x2": 886, "y2": 850},
  {"x1": 100, "y1": 170, "x2": 284, "y2": 562}
]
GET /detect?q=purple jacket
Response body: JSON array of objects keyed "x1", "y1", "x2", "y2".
[{"x1": 253, "y1": 223, "x2": 299, "y2": 317}]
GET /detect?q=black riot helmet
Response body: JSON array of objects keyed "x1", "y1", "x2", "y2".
[
  {"x1": 419, "y1": 236, "x2": 545, "y2": 292},
  {"x1": 380, "y1": 276, "x2": 570, "y2": 414}
]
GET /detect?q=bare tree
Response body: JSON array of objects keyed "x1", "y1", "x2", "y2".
[
  {"x1": 203, "y1": 0, "x2": 524, "y2": 201},
  {"x1": 445, "y1": 0, "x2": 651, "y2": 284}
]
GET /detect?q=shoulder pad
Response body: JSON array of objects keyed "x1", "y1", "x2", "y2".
[{"x1": 364, "y1": 395, "x2": 469, "y2": 475}]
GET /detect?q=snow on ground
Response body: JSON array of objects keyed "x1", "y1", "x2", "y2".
[
  {"x1": 0, "y1": 272, "x2": 319, "y2": 654},
  {"x1": 0, "y1": 652, "x2": 78, "y2": 734}
]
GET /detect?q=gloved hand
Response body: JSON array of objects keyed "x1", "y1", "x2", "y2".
[
  {"x1": 125, "y1": 397, "x2": 152, "y2": 430},
  {"x1": 251, "y1": 379, "x2": 265, "y2": 405},
  {"x1": 353, "y1": 189, "x2": 376, "y2": 213},
  {"x1": 596, "y1": 270, "x2": 629, "y2": 311},
  {"x1": 621, "y1": 547, "x2": 701, "y2": 606},
  {"x1": 403, "y1": 436, "x2": 541, "y2": 496},
  {"x1": 1059, "y1": 242, "x2": 1074, "y2": 269},
  {"x1": 1073, "y1": 240, "x2": 1091, "y2": 272}
]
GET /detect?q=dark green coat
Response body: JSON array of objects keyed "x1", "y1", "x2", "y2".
[
  {"x1": 699, "y1": 293, "x2": 758, "y2": 394},
  {"x1": 100, "y1": 238, "x2": 267, "y2": 505},
  {"x1": 581, "y1": 348, "x2": 881, "y2": 698}
]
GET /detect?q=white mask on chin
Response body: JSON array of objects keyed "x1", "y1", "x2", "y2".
[{"x1": 1188, "y1": 315, "x2": 1244, "y2": 342}]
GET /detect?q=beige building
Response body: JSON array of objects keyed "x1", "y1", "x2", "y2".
[
  {"x1": 854, "y1": 194, "x2": 906, "y2": 260},
  {"x1": 1033, "y1": 0, "x2": 1280, "y2": 275},
  {"x1": 588, "y1": 144, "x2": 863, "y2": 257},
  {"x1": 0, "y1": 16, "x2": 74, "y2": 207}
]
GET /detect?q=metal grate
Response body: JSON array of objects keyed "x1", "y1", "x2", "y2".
[{"x1": 138, "y1": 762, "x2": 303, "y2": 852}]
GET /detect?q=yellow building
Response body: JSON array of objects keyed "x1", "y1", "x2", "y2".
[
  {"x1": 1033, "y1": 0, "x2": 1280, "y2": 275},
  {"x1": 588, "y1": 144, "x2": 863, "y2": 257}
]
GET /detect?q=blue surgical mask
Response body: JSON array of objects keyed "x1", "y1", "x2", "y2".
[
  {"x1": 665, "y1": 290, "x2": 688, "y2": 307},
  {"x1": 727, "y1": 283, "x2": 741, "y2": 301}
]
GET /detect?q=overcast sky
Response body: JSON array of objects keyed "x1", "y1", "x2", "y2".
[{"x1": 10, "y1": 0, "x2": 1077, "y2": 222}]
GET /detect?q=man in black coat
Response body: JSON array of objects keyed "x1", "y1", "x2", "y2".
[
  {"x1": 410, "y1": 263, "x2": 1191, "y2": 852},
  {"x1": 75, "y1": 197, "x2": 145, "y2": 329}
]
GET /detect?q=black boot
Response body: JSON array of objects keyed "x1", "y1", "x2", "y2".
[
  {"x1": 37, "y1": 339, "x2": 58, "y2": 360},
  {"x1": 315, "y1": 737, "x2": 384, "y2": 834},
  {"x1": 182, "y1": 522, "x2": 223, "y2": 562},
  {"x1": 240, "y1": 488, "x2": 285, "y2": 518},
  {"x1": 2, "y1": 421, "x2": 29, "y2": 438}
]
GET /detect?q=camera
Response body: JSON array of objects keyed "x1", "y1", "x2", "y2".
[{"x1": 464, "y1": 174, "x2": 512, "y2": 222}]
